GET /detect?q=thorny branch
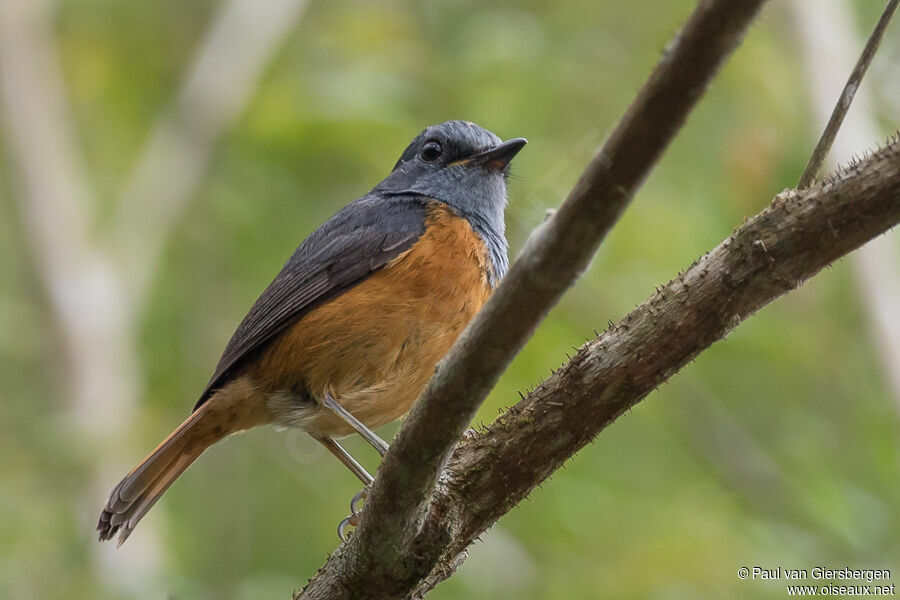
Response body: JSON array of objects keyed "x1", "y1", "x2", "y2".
[
  {"x1": 296, "y1": 0, "x2": 768, "y2": 598},
  {"x1": 440, "y1": 138, "x2": 900, "y2": 575}
]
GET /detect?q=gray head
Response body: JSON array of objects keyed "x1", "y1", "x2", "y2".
[{"x1": 375, "y1": 120, "x2": 526, "y2": 284}]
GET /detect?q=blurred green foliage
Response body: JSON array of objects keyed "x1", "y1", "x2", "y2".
[{"x1": 1, "y1": 1, "x2": 898, "y2": 599}]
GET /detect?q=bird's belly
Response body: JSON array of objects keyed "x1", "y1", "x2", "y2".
[{"x1": 253, "y1": 203, "x2": 494, "y2": 438}]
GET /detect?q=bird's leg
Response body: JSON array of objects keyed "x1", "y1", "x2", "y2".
[
  {"x1": 322, "y1": 393, "x2": 389, "y2": 457},
  {"x1": 314, "y1": 436, "x2": 373, "y2": 487},
  {"x1": 314, "y1": 436, "x2": 373, "y2": 542},
  {"x1": 318, "y1": 394, "x2": 390, "y2": 542}
]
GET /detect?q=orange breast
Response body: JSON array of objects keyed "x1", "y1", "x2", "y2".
[{"x1": 251, "y1": 202, "x2": 494, "y2": 437}]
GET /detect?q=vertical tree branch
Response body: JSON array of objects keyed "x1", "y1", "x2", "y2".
[
  {"x1": 1, "y1": 0, "x2": 309, "y2": 593},
  {"x1": 0, "y1": 0, "x2": 137, "y2": 433},
  {"x1": 0, "y1": 0, "x2": 159, "y2": 593}
]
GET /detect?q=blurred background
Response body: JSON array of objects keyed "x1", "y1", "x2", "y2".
[{"x1": 1, "y1": 0, "x2": 898, "y2": 598}]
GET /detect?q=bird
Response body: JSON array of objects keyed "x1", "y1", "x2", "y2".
[{"x1": 97, "y1": 120, "x2": 526, "y2": 546}]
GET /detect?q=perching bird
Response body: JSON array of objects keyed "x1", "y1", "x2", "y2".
[{"x1": 97, "y1": 120, "x2": 526, "y2": 546}]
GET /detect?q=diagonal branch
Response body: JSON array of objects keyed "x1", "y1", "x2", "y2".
[
  {"x1": 402, "y1": 137, "x2": 900, "y2": 597},
  {"x1": 297, "y1": 118, "x2": 900, "y2": 600},
  {"x1": 296, "y1": 0, "x2": 767, "y2": 597},
  {"x1": 108, "y1": 0, "x2": 308, "y2": 306},
  {"x1": 444, "y1": 139, "x2": 900, "y2": 551}
]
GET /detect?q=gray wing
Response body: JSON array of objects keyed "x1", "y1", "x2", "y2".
[{"x1": 194, "y1": 193, "x2": 429, "y2": 410}]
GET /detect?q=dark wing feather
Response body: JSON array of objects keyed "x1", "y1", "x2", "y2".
[{"x1": 194, "y1": 193, "x2": 428, "y2": 410}]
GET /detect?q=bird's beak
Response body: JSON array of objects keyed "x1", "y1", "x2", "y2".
[{"x1": 463, "y1": 137, "x2": 528, "y2": 171}]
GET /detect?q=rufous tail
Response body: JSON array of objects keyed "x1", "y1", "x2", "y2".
[{"x1": 97, "y1": 402, "x2": 226, "y2": 546}]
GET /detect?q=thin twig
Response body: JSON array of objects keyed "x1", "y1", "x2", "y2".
[
  {"x1": 793, "y1": 0, "x2": 900, "y2": 412},
  {"x1": 796, "y1": 0, "x2": 899, "y2": 189}
]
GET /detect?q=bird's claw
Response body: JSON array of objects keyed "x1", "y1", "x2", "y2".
[
  {"x1": 338, "y1": 488, "x2": 368, "y2": 542},
  {"x1": 338, "y1": 514, "x2": 357, "y2": 542},
  {"x1": 350, "y1": 489, "x2": 366, "y2": 517}
]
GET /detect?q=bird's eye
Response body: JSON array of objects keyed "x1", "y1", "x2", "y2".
[{"x1": 419, "y1": 140, "x2": 442, "y2": 163}]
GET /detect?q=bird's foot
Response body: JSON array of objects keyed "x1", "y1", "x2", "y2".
[{"x1": 338, "y1": 488, "x2": 368, "y2": 542}]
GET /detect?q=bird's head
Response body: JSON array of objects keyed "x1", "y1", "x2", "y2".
[{"x1": 376, "y1": 120, "x2": 526, "y2": 227}]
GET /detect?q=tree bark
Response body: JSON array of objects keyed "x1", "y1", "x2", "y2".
[
  {"x1": 297, "y1": 131, "x2": 900, "y2": 599},
  {"x1": 443, "y1": 139, "x2": 900, "y2": 562},
  {"x1": 297, "y1": 0, "x2": 772, "y2": 597}
]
